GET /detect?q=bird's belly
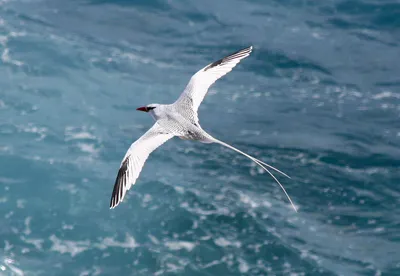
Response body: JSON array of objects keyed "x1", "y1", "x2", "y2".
[
  {"x1": 178, "y1": 130, "x2": 214, "y2": 144},
  {"x1": 156, "y1": 114, "x2": 213, "y2": 143},
  {"x1": 179, "y1": 130, "x2": 202, "y2": 140}
]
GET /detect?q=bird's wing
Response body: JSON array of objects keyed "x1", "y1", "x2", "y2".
[
  {"x1": 110, "y1": 123, "x2": 174, "y2": 209},
  {"x1": 174, "y1": 46, "x2": 253, "y2": 123}
]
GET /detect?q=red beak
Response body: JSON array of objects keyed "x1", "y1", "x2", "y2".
[{"x1": 136, "y1": 106, "x2": 148, "y2": 112}]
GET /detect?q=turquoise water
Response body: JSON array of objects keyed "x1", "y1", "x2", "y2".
[{"x1": 1, "y1": 0, "x2": 400, "y2": 275}]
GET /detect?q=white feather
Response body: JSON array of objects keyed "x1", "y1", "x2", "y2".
[
  {"x1": 110, "y1": 123, "x2": 174, "y2": 209},
  {"x1": 174, "y1": 46, "x2": 253, "y2": 123}
]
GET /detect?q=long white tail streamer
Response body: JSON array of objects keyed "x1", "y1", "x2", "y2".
[{"x1": 213, "y1": 138, "x2": 298, "y2": 212}]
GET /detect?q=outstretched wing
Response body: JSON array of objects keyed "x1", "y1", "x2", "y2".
[
  {"x1": 174, "y1": 46, "x2": 253, "y2": 123},
  {"x1": 110, "y1": 123, "x2": 174, "y2": 209}
]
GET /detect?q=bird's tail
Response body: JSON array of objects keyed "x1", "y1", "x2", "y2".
[{"x1": 211, "y1": 138, "x2": 297, "y2": 212}]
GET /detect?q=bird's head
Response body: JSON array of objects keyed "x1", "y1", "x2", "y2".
[
  {"x1": 136, "y1": 104, "x2": 161, "y2": 119},
  {"x1": 136, "y1": 104, "x2": 157, "y2": 113}
]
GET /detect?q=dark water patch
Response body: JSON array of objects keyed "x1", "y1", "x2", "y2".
[
  {"x1": 251, "y1": 48, "x2": 332, "y2": 78},
  {"x1": 85, "y1": 0, "x2": 171, "y2": 10},
  {"x1": 7, "y1": 11, "x2": 55, "y2": 29},
  {"x1": 319, "y1": 150, "x2": 400, "y2": 169},
  {"x1": 375, "y1": 80, "x2": 400, "y2": 88},
  {"x1": 327, "y1": 17, "x2": 367, "y2": 30},
  {"x1": 350, "y1": 31, "x2": 398, "y2": 47},
  {"x1": 335, "y1": 1, "x2": 400, "y2": 29},
  {"x1": 325, "y1": 1, "x2": 400, "y2": 31}
]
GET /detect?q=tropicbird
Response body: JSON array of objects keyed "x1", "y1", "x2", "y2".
[{"x1": 110, "y1": 46, "x2": 297, "y2": 212}]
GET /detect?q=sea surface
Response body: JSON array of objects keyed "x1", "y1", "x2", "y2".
[{"x1": 0, "y1": 0, "x2": 399, "y2": 275}]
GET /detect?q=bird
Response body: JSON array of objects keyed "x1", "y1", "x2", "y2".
[{"x1": 110, "y1": 46, "x2": 297, "y2": 212}]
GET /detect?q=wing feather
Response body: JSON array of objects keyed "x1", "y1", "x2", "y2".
[
  {"x1": 174, "y1": 46, "x2": 253, "y2": 122},
  {"x1": 110, "y1": 123, "x2": 174, "y2": 209}
]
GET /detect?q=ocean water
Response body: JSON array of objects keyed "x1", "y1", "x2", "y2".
[{"x1": 1, "y1": 0, "x2": 399, "y2": 275}]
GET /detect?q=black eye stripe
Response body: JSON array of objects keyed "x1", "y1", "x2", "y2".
[{"x1": 147, "y1": 106, "x2": 156, "y2": 111}]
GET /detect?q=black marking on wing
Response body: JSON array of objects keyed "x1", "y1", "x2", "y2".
[
  {"x1": 110, "y1": 156, "x2": 129, "y2": 208},
  {"x1": 204, "y1": 46, "x2": 252, "y2": 71}
]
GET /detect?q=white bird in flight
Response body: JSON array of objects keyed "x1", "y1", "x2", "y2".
[{"x1": 110, "y1": 46, "x2": 297, "y2": 212}]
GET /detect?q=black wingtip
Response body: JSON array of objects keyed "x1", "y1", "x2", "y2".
[
  {"x1": 109, "y1": 158, "x2": 129, "y2": 209},
  {"x1": 109, "y1": 174, "x2": 120, "y2": 209},
  {"x1": 204, "y1": 46, "x2": 253, "y2": 71}
]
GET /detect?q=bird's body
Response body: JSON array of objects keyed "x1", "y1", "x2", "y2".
[
  {"x1": 150, "y1": 105, "x2": 214, "y2": 142},
  {"x1": 109, "y1": 46, "x2": 298, "y2": 212}
]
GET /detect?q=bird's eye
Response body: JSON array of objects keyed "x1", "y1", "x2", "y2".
[{"x1": 147, "y1": 106, "x2": 156, "y2": 111}]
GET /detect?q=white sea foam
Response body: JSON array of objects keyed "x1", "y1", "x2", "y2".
[
  {"x1": 3, "y1": 257, "x2": 24, "y2": 276},
  {"x1": 214, "y1": 237, "x2": 241, "y2": 248},
  {"x1": 16, "y1": 199, "x2": 25, "y2": 209},
  {"x1": 148, "y1": 234, "x2": 160, "y2": 244},
  {"x1": 238, "y1": 258, "x2": 250, "y2": 273},
  {"x1": 372, "y1": 91, "x2": 400, "y2": 100},
  {"x1": 65, "y1": 126, "x2": 96, "y2": 141},
  {"x1": 23, "y1": 217, "x2": 32, "y2": 235},
  {"x1": 79, "y1": 266, "x2": 101, "y2": 276},
  {"x1": 164, "y1": 240, "x2": 196, "y2": 251},
  {"x1": 49, "y1": 235, "x2": 90, "y2": 257},
  {"x1": 112, "y1": 49, "x2": 174, "y2": 69},
  {"x1": 77, "y1": 143, "x2": 98, "y2": 154},
  {"x1": 180, "y1": 201, "x2": 230, "y2": 216},
  {"x1": 95, "y1": 233, "x2": 138, "y2": 250},
  {"x1": 21, "y1": 236, "x2": 44, "y2": 251},
  {"x1": 57, "y1": 183, "x2": 78, "y2": 195},
  {"x1": 239, "y1": 192, "x2": 272, "y2": 208},
  {"x1": 1, "y1": 48, "x2": 23, "y2": 66},
  {"x1": 17, "y1": 124, "x2": 47, "y2": 141}
]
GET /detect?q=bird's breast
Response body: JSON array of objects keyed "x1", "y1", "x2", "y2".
[{"x1": 156, "y1": 116, "x2": 188, "y2": 136}]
